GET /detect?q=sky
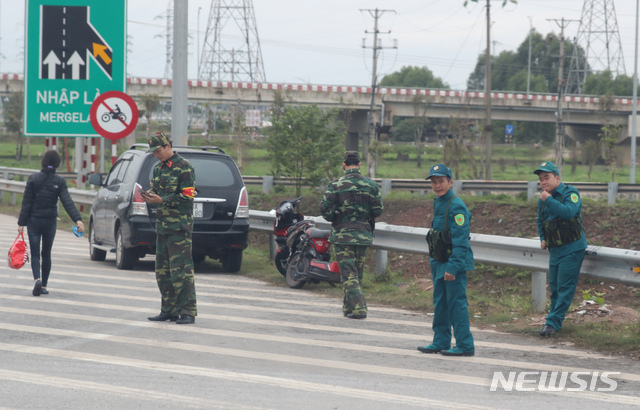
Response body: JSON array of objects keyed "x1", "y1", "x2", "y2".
[{"x1": 1, "y1": 0, "x2": 638, "y2": 91}]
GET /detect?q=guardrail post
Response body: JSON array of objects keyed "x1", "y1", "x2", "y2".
[
  {"x1": 10, "y1": 192, "x2": 17, "y2": 206},
  {"x1": 531, "y1": 271, "x2": 547, "y2": 314},
  {"x1": 607, "y1": 182, "x2": 618, "y2": 206},
  {"x1": 262, "y1": 176, "x2": 273, "y2": 194},
  {"x1": 453, "y1": 180, "x2": 463, "y2": 195},
  {"x1": 381, "y1": 179, "x2": 392, "y2": 198},
  {"x1": 527, "y1": 181, "x2": 538, "y2": 201},
  {"x1": 269, "y1": 233, "x2": 277, "y2": 259},
  {"x1": 375, "y1": 249, "x2": 388, "y2": 278}
]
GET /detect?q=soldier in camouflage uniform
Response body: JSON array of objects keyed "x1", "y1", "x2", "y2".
[
  {"x1": 142, "y1": 132, "x2": 197, "y2": 325},
  {"x1": 534, "y1": 162, "x2": 587, "y2": 337},
  {"x1": 320, "y1": 151, "x2": 383, "y2": 319}
]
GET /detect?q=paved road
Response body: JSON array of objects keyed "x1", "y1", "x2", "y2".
[{"x1": 1, "y1": 214, "x2": 639, "y2": 409}]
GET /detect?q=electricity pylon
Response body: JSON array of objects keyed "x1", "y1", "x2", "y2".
[
  {"x1": 565, "y1": 0, "x2": 626, "y2": 94},
  {"x1": 199, "y1": 0, "x2": 266, "y2": 83}
]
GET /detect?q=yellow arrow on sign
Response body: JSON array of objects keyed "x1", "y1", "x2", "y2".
[{"x1": 93, "y1": 43, "x2": 112, "y2": 65}]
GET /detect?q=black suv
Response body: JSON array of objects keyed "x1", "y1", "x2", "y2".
[{"x1": 87, "y1": 144, "x2": 249, "y2": 272}]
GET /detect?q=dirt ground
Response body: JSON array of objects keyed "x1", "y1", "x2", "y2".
[{"x1": 257, "y1": 194, "x2": 640, "y2": 326}]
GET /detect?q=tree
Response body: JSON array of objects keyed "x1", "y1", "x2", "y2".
[
  {"x1": 410, "y1": 95, "x2": 429, "y2": 168},
  {"x1": 597, "y1": 94, "x2": 623, "y2": 182},
  {"x1": 266, "y1": 103, "x2": 345, "y2": 196},
  {"x1": 379, "y1": 66, "x2": 449, "y2": 89},
  {"x1": 4, "y1": 92, "x2": 24, "y2": 161},
  {"x1": 582, "y1": 139, "x2": 601, "y2": 181},
  {"x1": 583, "y1": 70, "x2": 637, "y2": 97},
  {"x1": 139, "y1": 93, "x2": 160, "y2": 136}
]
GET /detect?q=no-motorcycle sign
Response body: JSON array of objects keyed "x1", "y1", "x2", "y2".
[{"x1": 89, "y1": 90, "x2": 139, "y2": 140}]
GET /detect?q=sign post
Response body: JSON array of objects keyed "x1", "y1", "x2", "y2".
[
  {"x1": 505, "y1": 124, "x2": 514, "y2": 144},
  {"x1": 24, "y1": 0, "x2": 128, "y2": 137}
]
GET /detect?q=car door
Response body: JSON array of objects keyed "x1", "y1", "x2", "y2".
[{"x1": 102, "y1": 158, "x2": 131, "y2": 244}]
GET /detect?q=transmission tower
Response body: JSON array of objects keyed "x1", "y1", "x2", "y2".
[
  {"x1": 565, "y1": 0, "x2": 625, "y2": 94},
  {"x1": 162, "y1": 1, "x2": 174, "y2": 79},
  {"x1": 199, "y1": 0, "x2": 266, "y2": 83}
]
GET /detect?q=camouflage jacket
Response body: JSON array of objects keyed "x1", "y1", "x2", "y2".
[
  {"x1": 320, "y1": 168, "x2": 383, "y2": 245},
  {"x1": 150, "y1": 153, "x2": 195, "y2": 235}
]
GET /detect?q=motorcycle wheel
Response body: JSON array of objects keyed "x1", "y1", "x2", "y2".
[
  {"x1": 285, "y1": 252, "x2": 307, "y2": 289},
  {"x1": 275, "y1": 253, "x2": 288, "y2": 277},
  {"x1": 101, "y1": 113, "x2": 111, "y2": 122}
]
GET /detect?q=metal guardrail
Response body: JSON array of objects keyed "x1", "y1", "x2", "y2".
[
  {"x1": 0, "y1": 167, "x2": 78, "y2": 182},
  {"x1": 0, "y1": 179, "x2": 96, "y2": 206},
  {"x1": 2, "y1": 177, "x2": 638, "y2": 311},
  {"x1": 249, "y1": 210, "x2": 640, "y2": 313}
]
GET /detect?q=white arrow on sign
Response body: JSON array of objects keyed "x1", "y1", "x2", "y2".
[
  {"x1": 67, "y1": 51, "x2": 85, "y2": 80},
  {"x1": 43, "y1": 50, "x2": 61, "y2": 79}
]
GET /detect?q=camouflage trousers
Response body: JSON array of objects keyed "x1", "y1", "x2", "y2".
[
  {"x1": 155, "y1": 231, "x2": 197, "y2": 316},
  {"x1": 334, "y1": 244, "x2": 368, "y2": 316}
]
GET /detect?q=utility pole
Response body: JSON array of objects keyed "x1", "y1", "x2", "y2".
[
  {"x1": 527, "y1": 17, "x2": 533, "y2": 97},
  {"x1": 172, "y1": 0, "x2": 188, "y2": 145},
  {"x1": 631, "y1": 0, "x2": 639, "y2": 185},
  {"x1": 361, "y1": 8, "x2": 396, "y2": 178},
  {"x1": 548, "y1": 18, "x2": 578, "y2": 175},
  {"x1": 483, "y1": 0, "x2": 493, "y2": 180}
]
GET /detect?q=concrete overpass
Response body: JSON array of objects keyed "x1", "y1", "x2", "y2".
[{"x1": 3, "y1": 73, "x2": 637, "y2": 145}]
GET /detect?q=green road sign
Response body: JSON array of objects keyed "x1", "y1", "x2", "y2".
[{"x1": 24, "y1": 0, "x2": 127, "y2": 137}]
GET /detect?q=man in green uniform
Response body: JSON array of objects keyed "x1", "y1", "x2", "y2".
[
  {"x1": 418, "y1": 164, "x2": 475, "y2": 357},
  {"x1": 320, "y1": 151, "x2": 383, "y2": 319},
  {"x1": 142, "y1": 132, "x2": 197, "y2": 325},
  {"x1": 534, "y1": 161, "x2": 587, "y2": 336}
]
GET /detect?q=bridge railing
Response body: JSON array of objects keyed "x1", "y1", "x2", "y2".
[
  {"x1": 246, "y1": 175, "x2": 640, "y2": 204},
  {"x1": 2, "y1": 177, "x2": 639, "y2": 313}
]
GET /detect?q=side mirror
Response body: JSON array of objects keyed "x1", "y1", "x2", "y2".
[
  {"x1": 269, "y1": 209, "x2": 276, "y2": 216},
  {"x1": 88, "y1": 173, "x2": 104, "y2": 186}
]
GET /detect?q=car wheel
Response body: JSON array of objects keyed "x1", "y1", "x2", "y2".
[
  {"x1": 285, "y1": 252, "x2": 307, "y2": 289},
  {"x1": 115, "y1": 228, "x2": 137, "y2": 270},
  {"x1": 89, "y1": 221, "x2": 107, "y2": 261},
  {"x1": 222, "y1": 249, "x2": 242, "y2": 273}
]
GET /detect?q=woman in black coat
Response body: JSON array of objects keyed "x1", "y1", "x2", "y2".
[{"x1": 17, "y1": 150, "x2": 84, "y2": 296}]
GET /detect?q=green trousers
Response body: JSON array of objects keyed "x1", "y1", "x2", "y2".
[{"x1": 546, "y1": 249, "x2": 584, "y2": 330}]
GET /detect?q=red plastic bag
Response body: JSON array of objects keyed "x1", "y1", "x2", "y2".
[{"x1": 8, "y1": 232, "x2": 28, "y2": 270}]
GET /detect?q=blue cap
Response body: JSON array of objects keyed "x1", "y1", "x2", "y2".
[
  {"x1": 426, "y1": 164, "x2": 453, "y2": 180},
  {"x1": 533, "y1": 161, "x2": 560, "y2": 175}
]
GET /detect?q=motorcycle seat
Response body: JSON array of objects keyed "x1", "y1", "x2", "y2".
[{"x1": 308, "y1": 228, "x2": 331, "y2": 239}]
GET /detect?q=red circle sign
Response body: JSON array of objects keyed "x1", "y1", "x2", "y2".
[{"x1": 90, "y1": 91, "x2": 139, "y2": 140}]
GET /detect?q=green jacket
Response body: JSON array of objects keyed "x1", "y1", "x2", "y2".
[
  {"x1": 150, "y1": 153, "x2": 195, "y2": 235},
  {"x1": 536, "y1": 182, "x2": 587, "y2": 256},
  {"x1": 430, "y1": 188, "x2": 474, "y2": 277},
  {"x1": 320, "y1": 168, "x2": 383, "y2": 246}
]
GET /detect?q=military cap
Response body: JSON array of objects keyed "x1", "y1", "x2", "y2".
[
  {"x1": 426, "y1": 163, "x2": 453, "y2": 180},
  {"x1": 533, "y1": 161, "x2": 560, "y2": 175},
  {"x1": 343, "y1": 151, "x2": 361, "y2": 163},
  {"x1": 147, "y1": 132, "x2": 172, "y2": 152}
]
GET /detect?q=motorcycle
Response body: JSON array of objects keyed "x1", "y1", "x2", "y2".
[
  {"x1": 284, "y1": 219, "x2": 341, "y2": 289},
  {"x1": 270, "y1": 197, "x2": 304, "y2": 276}
]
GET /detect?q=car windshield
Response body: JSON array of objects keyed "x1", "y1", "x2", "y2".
[{"x1": 147, "y1": 156, "x2": 238, "y2": 188}]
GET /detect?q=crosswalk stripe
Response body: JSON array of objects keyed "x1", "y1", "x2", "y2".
[
  {"x1": 0, "y1": 342, "x2": 493, "y2": 409},
  {"x1": 0, "y1": 369, "x2": 266, "y2": 410},
  {"x1": 0, "y1": 306, "x2": 636, "y2": 384},
  {"x1": 0, "y1": 284, "x2": 611, "y2": 361}
]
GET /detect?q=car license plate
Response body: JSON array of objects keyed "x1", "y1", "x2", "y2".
[{"x1": 193, "y1": 202, "x2": 203, "y2": 218}]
